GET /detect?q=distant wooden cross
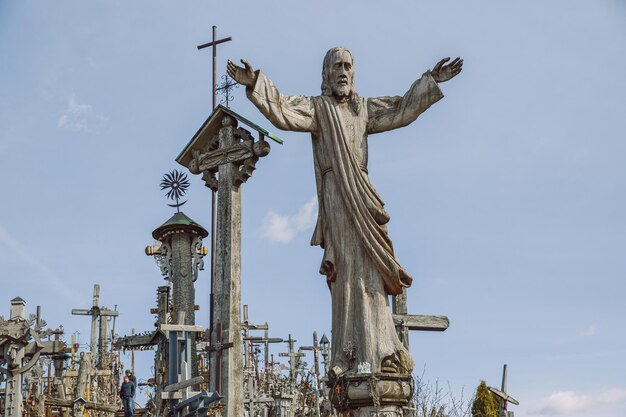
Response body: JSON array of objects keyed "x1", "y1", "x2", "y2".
[
  {"x1": 279, "y1": 334, "x2": 305, "y2": 383},
  {"x1": 488, "y1": 364, "x2": 519, "y2": 417},
  {"x1": 71, "y1": 284, "x2": 118, "y2": 366},
  {"x1": 246, "y1": 327, "x2": 284, "y2": 391},
  {"x1": 301, "y1": 332, "x2": 323, "y2": 417}
]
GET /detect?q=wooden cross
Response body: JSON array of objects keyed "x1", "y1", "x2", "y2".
[
  {"x1": 177, "y1": 104, "x2": 282, "y2": 417},
  {"x1": 488, "y1": 364, "x2": 519, "y2": 417},
  {"x1": 197, "y1": 25, "x2": 233, "y2": 349},
  {"x1": 279, "y1": 334, "x2": 305, "y2": 383},
  {"x1": 391, "y1": 288, "x2": 449, "y2": 349},
  {"x1": 301, "y1": 332, "x2": 323, "y2": 417},
  {"x1": 71, "y1": 284, "x2": 118, "y2": 361},
  {"x1": 245, "y1": 327, "x2": 284, "y2": 391},
  {"x1": 206, "y1": 322, "x2": 234, "y2": 395},
  {"x1": 301, "y1": 332, "x2": 322, "y2": 392}
]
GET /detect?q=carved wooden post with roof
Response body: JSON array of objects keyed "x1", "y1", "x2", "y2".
[
  {"x1": 177, "y1": 105, "x2": 281, "y2": 417},
  {"x1": 150, "y1": 211, "x2": 208, "y2": 381}
]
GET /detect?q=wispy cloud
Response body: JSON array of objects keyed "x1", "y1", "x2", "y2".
[
  {"x1": 531, "y1": 388, "x2": 626, "y2": 415},
  {"x1": 260, "y1": 196, "x2": 318, "y2": 244},
  {"x1": 0, "y1": 224, "x2": 81, "y2": 303},
  {"x1": 581, "y1": 324, "x2": 598, "y2": 337},
  {"x1": 57, "y1": 93, "x2": 108, "y2": 132}
]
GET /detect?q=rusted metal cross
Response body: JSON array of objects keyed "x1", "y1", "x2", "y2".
[{"x1": 206, "y1": 322, "x2": 234, "y2": 395}]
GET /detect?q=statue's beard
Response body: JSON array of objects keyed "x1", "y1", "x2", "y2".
[{"x1": 332, "y1": 84, "x2": 353, "y2": 101}]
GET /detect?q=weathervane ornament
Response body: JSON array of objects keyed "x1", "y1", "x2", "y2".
[{"x1": 160, "y1": 170, "x2": 190, "y2": 212}]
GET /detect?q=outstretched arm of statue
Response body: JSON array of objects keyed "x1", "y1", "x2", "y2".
[
  {"x1": 430, "y1": 57, "x2": 463, "y2": 83},
  {"x1": 227, "y1": 58, "x2": 317, "y2": 133},
  {"x1": 227, "y1": 59, "x2": 257, "y2": 87},
  {"x1": 366, "y1": 57, "x2": 462, "y2": 134}
]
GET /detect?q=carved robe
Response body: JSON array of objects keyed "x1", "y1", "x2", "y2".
[{"x1": 247, "y1": 71, "x2": 443, "y2": 374}]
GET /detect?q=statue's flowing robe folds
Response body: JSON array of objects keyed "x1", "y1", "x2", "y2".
[{"x1": 247, "y1": 71, "x2": 443, "y2": 374}]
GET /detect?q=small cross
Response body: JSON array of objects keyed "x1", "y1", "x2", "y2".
[
  {"x1": 301, "y1": 332, "x2": 322, "y2": 391},
  {"x1": 279, "y1": 334, "x2": 305, "y2": 383},
  {"x1": 217, "y1": 74, "x2": 239, "y2": 108},
  {"x1": 207, "y1": 322, "x2": 234, "y2": 395}
]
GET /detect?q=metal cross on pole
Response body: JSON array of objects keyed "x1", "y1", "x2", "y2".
[
  {"x1": 197, "y1": 26, "x2": 233, "y2": 343},
  {"x1": 488, "y1": 364, "x2": 519, "y2": 417}
]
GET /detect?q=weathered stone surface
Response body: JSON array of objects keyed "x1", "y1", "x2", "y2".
[
  {"x1": 228, "y1": 48, "x2": 462, "y2": 379},
  {"x1": 228, "y1": 47, "x2": 461, "y2": 415}
]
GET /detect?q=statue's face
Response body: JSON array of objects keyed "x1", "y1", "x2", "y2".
[{"x1": 328, "y1": 50, "x2": 354, "y2": 99}]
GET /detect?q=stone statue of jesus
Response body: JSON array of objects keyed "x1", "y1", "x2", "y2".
[{"x1": 228, "y1": 48, "x2": 462, "y2": 377}]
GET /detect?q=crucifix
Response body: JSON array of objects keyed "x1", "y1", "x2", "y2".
[
  {"x1": 301, "y1": 332, "x2": 322, "y2": 390},
  {"x1": 279, "y1": 334, "x2": 305, "y2": 384}
]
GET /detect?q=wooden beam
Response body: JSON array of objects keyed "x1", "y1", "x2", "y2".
[
  {"x1": 392, "y1": 314, "x2": 449, "y2": 331},
  {"x1": 163, "y1": 376, "x2": 204, "y2": 392},
  {"x1": 44, "y1": 398, "x2": 118, "y2": 412},
  {"x1": 159, "y1": 323, "x2": 204, "y2": 332}
]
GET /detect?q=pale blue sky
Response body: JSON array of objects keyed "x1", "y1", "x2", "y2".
[{"x1": 1, "y1": 1, "x2": 626, "y2": 416}]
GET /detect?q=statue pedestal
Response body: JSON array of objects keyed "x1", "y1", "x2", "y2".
[{"x1": 329, "y1": 373, "x2": 413, "y2": 417}]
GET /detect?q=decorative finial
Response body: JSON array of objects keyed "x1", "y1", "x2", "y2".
[
  {"x1": 217, "y1": 74, "x2": 239, "y2": 107},
  {"x1": 160, "y1": 170, "x2": 190, "y2": 212}
]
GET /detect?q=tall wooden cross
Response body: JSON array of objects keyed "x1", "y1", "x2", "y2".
[
  {"x1": 279, "y1": 334, "x2": 305, "y2": 384},
  {"x1": 177, "y1": 104, "x2": 282, "y2": 417},
  {"x1": 71, "y1": 284, "x2": 119, "y2": 365},
  {"x1": 197, "y1": 26, "x2": 232, "y2": 340},
  {"x1": 249, "y1": 326, "x2": 284, "y2": 391},
  {"x1": 301, "y1": 332, "x2": 323, "y2": 417}
]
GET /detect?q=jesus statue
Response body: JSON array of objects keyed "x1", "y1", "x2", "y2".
[{"x1": 228, "y1": 48, "x2": 462, "y2": 377}]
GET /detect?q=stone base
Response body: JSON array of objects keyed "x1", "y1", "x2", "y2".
[
  {"x1": 329, "y1": 373, "x2": 413, "y2": 416},
  {"x1": 339, "y1": 404, "x2": 404, "y2": 417}
]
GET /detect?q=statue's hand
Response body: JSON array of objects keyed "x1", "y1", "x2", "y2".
[
  {"x1": 431, "y1": 57, "x2": 463, "y2": 83},
  {"x1": 227, "y1": 59, "x2": 257, "y2": 88}
]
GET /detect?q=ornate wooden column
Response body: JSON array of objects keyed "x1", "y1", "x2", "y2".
[
  {"x1": 152, "y1": 212, "x2": 208, "y2": 379},
  {"x1": 177, "y1": 105, "x2": 280, "y2": 417}
]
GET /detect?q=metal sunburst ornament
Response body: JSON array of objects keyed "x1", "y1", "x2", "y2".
[{"x1": 160, "y1": 170, "x2": 190, "y2": 212}]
